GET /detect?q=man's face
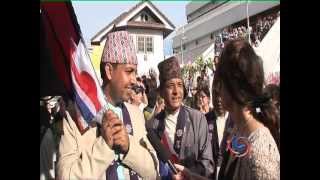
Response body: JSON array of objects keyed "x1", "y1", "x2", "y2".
[
  {"x1": 161, "y1": 78, "x2": 184, "y2": 112},
  {"x1": 213, "y1": 93, "x2": 225, "y2": 115},
  {"x1": 109, "y1": 64, "x2": 137, "y2": 104}
]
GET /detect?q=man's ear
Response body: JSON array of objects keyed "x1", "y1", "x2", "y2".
[{"x1": 105, "y1": 63, "x2": 113, "y2": 81}]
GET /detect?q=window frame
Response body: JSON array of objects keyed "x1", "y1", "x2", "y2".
[
  {"x1": 136, "y1": 35, "x2": 154, "y2": 54},
  {"x1": 137, "y1": 36, "x2": 145, "y2": 53},
  {"x1": 145, "y1": 36, "x2": 153, "y2": 53}
]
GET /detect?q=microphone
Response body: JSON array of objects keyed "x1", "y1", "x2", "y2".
[{"x1": 146, "y1": 129, "x2": 178, "y2": 174}]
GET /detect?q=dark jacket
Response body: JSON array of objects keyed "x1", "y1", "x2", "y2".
[{"x1": 205, "y1": 111, "x2": 220, "y2": 166}]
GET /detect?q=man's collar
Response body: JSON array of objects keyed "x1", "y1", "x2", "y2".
[{"x1": 165, "y1": 106, "x2": 181, "y2": 117}]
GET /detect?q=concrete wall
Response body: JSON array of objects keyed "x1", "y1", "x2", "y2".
[{"x1": 186, "y1": 2, "x2": 208, "y2": 17}]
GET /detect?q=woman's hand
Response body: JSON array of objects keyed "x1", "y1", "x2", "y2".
[
  {"x1": 172, "y1": 164, "x2": 210, "y2": 180},
  {"x1": 172, "y1": 164, "x2": 191, "y2": 180}
]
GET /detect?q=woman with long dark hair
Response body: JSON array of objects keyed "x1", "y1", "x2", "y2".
[{"x1": 173, "y1": 39, "x2": 280, "y2": 180}]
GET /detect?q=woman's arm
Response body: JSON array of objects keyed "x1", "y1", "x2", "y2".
[{"x1": 172, "y1": 164, "x2": 210, "y2": 180}]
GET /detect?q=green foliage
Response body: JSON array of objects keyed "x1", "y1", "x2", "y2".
[{"x1": 181, "y1": 56, "x2": 214, "y2": 79}]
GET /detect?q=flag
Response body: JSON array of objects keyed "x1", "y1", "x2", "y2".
[{"x1": 41, "y1": 2, "x2": 106, "y2": 134}]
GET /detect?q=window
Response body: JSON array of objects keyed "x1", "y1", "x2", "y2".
[
  {"x1": 140, "y1": 13, "x2": 148, "y2": 22},
  {"x1": 137, "y1": 36, "x2": 145, "y2": 53},
  {"x1": 146, "y1": 37, "x2": 153, "y2": 52},
  {"x1": 136, "y1": 36, "x2": 153, "y2": 53}
]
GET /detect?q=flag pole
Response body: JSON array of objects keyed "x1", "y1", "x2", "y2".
[{"x1": 246, "y1": 0, "x2": 251, "y2": 45}]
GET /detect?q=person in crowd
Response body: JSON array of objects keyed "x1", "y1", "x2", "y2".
[
  {"x1": 154, "y1": 94, "x2": 166, "y2": 116},
  {"x1": 143, "y1": 89, "x2": 157, "y2": 121},
  {"x1": 40, "y1": 96, "x2": 57, "y2": 180},
  {"x1": 57, "y1": 30, "x2": 159, "y2": 180},
  {"x1": 144, "y1": 89, "x2": 166, "y2": 122},
  {"x1": 184, "y1": 73, "x2": 194, "y2": 107},
  {"x1": 130, "y1": 82, "x2": 148, "y2": 112},
  {"x1": 198, "y1": 68, "x2": 210, "y2": 90},
  {"x1": 141, "y1": 75, "x2": 148, "y2": 93},
  {"x1": 214, "y1": 11, "x2": 279, "y2": 50},
  {"x1": 146, "y1": 56, "x2": 215, "y2": 179},
  {"x1": 173, "y1": 39, "x2": 280, "y2": 180},
  {"x1": 148, "y1": 68, "x2": 159, "y2": 91},
  {"x1": 195, "y1": 86, "x2": 211, "y2": 114},
  {"x1": 213, "y1": 56, "x2": 219, "y2": 73},
  {"x1": 210, "y1": 86, "x2": 233, "y2": 180},
  {"x1": 40, "y1": 96, "x2": 66, "y2": 180},
  {"x1": 194, "y1": 84, "x2": 232, "y2": 180},
  {"x1": 222, "y1": 28, "x2": 229, "y2": 42}
]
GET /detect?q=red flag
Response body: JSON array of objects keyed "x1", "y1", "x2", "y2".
[{"x1": 41, "y1": 2, "x2": 106, "y2": 134}]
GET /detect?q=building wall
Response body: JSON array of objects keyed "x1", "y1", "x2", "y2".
[
  {"x1": 187, "y1": 33, "x2": 213, "y2": 52},
  {"x1": 132, "y1": 11, "x2": 157, "y2": 23},
  {"x1": 186, "y1": 2, "x2": 208, "y2": 17},
  {"x1": 89, "y1": 44, "x2": 104, "y2": 84},
  {"x1": 173, "y1": 31, "x2": 219, "y2": 64},
  {"x1": 90, "y1": 28, "x2": 164, "y2": 78},
  {"x1": 172, "y1": 1, "x2": 279, "y2": 65},
  {"x1": 174, "y1": 38, "x2": 214, "y2": 65},
  {"x1": 173, "y1": 1, "x2": 279, "y2": 48},
  {"x1": 128, "y1": 28, "x2": 164, "y2": 76},
  {"x1": 186, "y1": 1, "x2": 227, "y2": 23}
]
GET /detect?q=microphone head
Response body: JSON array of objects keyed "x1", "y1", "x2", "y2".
[{"x1": 146, "y1": 129, "x2": 170, "y2": 162}]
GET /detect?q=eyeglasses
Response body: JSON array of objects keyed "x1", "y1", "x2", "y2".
[
  {"x1": 132, "y1": 85, "x2": 144, "y2": 94},
  {"x1": 134, "y1": 90, "x2": 143, "y2": 95}
]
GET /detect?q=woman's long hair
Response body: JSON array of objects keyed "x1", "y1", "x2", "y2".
[{"x1": 214, "y1": 39, "x2": 280, "y2": 149}]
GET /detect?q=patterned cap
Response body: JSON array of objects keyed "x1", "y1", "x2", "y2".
[
  {"x1": 158, "y1": 56, "x2": 182, "y2": 86},
  {"x1": 101, "y1": 31, "x2": 138, "y2": 65}
]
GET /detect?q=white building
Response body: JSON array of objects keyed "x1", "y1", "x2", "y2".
[
  {"x1": 172, "y1": 0, "x2": 280, "y2": 65},
  {"x1": 90, "y1": 1, "x2": 175, "y2": 77}
]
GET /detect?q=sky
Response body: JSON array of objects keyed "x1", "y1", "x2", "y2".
[{"x1": 72, "y1": 1, "x2": 190, "y2": 56}]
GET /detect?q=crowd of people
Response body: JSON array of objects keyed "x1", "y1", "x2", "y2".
[
  {"x1": 215, "y1": 11, "x2": 280, "y2": 56},
  {"x1": 41, "y1": 29, "x2": 280, "y2": 179}
]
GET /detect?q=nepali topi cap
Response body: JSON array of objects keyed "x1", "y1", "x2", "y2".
[
  {"x1": 158, "y1": 56, "x2": 182, "y2": 86},
  {"x1": 101, "y1": 30, "x2": 138, "y2": 65}
]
